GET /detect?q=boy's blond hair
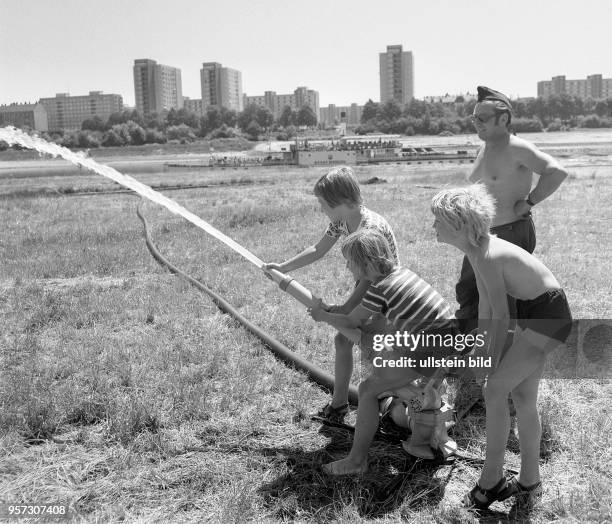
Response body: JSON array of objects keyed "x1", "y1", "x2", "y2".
[
  {"x1": 341, "y1": 229, "x2": 397, "y2": 276},
  {"x1": 431, "y1": 184, "x2": 496, "y2": 247},
  {"x1": 314, "y1": 166, "x2": 362, "y2": 208}
]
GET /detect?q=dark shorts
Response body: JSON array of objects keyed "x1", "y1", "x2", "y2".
[{"x1": 517, "y1": 289, "x2": 572, "y2": 344}]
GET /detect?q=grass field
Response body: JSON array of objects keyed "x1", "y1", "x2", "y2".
[{"x1": 1, "y1": 156, "x2": 611, "y2": 522}]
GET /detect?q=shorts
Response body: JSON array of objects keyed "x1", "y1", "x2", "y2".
[
  {"x1": 359, "y1": 320, "x2": 460, "y2": 378},
  {"x1": 517, "y1": 288, "x2": 572, "y2": 344}
]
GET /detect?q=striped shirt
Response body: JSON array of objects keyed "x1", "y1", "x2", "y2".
[
  {"x1": 362, "y1": 267, "x2": 453, "y2": 333},
  {"x1": 325, "y1": 206, "x2": 400, "y2": 265}
]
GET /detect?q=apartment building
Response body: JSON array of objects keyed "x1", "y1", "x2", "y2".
[
  {"x1": 133, "y1": 59, "x2": 183, "y2": 116},
  {"x1": 380, "y1": 45, "x2": 414, "y2": 105},
  {"x1": 243, "y1": 86, "x2": 319, "y2": 122},
  {"x1": 200, "y1": 62, "x2": 243, "y2": 112},
  {"x1": 319, "y1": 103, "x2": 363, "y2": 127},
  {"x1": 0, "y1": 102, "x2": 48, "y2": 131},
  {"x1": 183, "y1": 97, "x2": 205, "y2": 117},
  {"x1": 537, "y1": 74, "x2": 612, "y2": 99},
  {"x1": 39, "y1": 91, "x2": 123, "y2": 131}
]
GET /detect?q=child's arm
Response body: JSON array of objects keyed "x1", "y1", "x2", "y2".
[
  {"x1": 334, "y1": 279, "x2": 371, "y2": 314},
  {"x1": 473, "y1": 256, "x2": 510, "y2": 366},
  {"x1": 309, "y1": 302, "x2": 372, "y2": 330},
  {"x1": 263, "y1": 234, "x2": 337, "y2": 273},
  {"x1": 474, "y1": 269, "x2": 492, "y2": 320}
]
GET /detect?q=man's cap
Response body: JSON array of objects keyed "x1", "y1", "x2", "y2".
[{"x1": 477, "y1": 86, "x2": 512, "y2": 110}]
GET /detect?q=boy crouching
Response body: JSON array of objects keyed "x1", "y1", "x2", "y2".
[
  {"x1": 309, "y1": 228, "x2": 456, "y2": 475},
  {"x1": 431, "y1": 184, "x2": 572, "y2": 509}
]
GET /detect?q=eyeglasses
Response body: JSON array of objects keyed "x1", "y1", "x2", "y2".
[{"x1": 470, "y1": 113, "x2": 496, "y2": 124}]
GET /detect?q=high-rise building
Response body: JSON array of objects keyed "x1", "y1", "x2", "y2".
[
  {"x1": 39, "y1": 91, "x2": 123, "y2": 131},
  {"x1": 537, "y1": 74, "x2": 612, "y2": 100},
  {"x1": 0, "y1": 102, "x2": 48, "y2": 131},
  {"x1": 133, "y1": 59, "x2": 183, "y2": 117},
  {"x1": 200, "y1": 62, "x2": 243, "y2": 112},
  {"x1": 319, "y1": 103, "x2": 362, "y2": 127},
  {"x1": 379, "y1": 45, "x2": 414, "y2": 105},
  {"x1": 243, "y1": 87, "x2": 319, "y2": 122},
  {"x1": 183, "y1": 97, "x2": 205, "y2": 117}
]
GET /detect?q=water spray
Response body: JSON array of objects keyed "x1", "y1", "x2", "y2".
[
  {"x1": 1, "y1": 126, "x2": 465, "y2": 458},
  {"x1": 0, "y1": 126, "x2": 360, "y2": 338}
]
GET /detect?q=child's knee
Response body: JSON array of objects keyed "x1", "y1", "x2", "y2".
[
  {"x1": 510, "y1": 387, "x2": 538, "y2": 410},
  {"x1": 483, "y1": 377, "x2": 510, "y2": 402},
  {"x1": 358, "y1": 378, "x2": 379, "y2": 399}
]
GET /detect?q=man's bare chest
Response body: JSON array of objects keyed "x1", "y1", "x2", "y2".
[{"x1": 473, "y1": 150, "x2": 530, "y2": 182}]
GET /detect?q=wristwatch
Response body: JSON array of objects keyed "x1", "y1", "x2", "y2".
[{"x1": 526, "y1": 194, "x2": 536, "y2": 207}]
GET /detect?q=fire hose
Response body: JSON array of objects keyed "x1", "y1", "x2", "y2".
[{"x1": 136, "y1": 201, "x2": 360, "y2": 405}]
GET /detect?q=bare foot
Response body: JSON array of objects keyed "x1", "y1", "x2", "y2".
[{"x1": 322, "y1": 457, "x2": 368, "y2": 476}]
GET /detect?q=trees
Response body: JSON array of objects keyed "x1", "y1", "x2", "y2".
[
  {"x1": 166, "y1": 124, "x2": 196, "y2": 142},
  {"x1": 245, "y1": 120, "x2": 262, "y2": 141},
  {"x1": 144, "y1": 112, "x2": 165, "y2": 130},
  {"x1": 237, "y1": 104, "x2": 260, "y2": 133},
  {"x1": 81, "y1": 116, "x2": 105, "y2": 132},
  {"x1": 278, "y1": 105, "x2": 296, "y2": 127},
  {"x1": 209, "y1": 124, "x2": 235, "y2": 139},
  {"x1": 236, "y1": 104, "x2": 274, "y2": 138},
  {"x1": 256, "y1": 107, "x2": 274, "y2": 130},
  {"x1": 202, "y1": 107, "x2": 224, "y2": 135},
  {"x1": 379, "y1": 100, "x2": 402, "y2": 122},
  {"x1": 361, "y1": 99, "x2": 379, "y2": 122},
  {"x1": 101, "y1": 129, "x2": 123, "y2": 147},
  {"x1": 595, "y1": 100, "x2": 609, "y2": 117},
  {"x1": 106, "y1": 110, "x2": 143, "y2": 129},
  {"x1": 404, "y1": 99, "x2": 429, "y2": 119},
  {"x1": 199, "y1": 107, "x2": 236, "y2": 136},
  {"x1": 296, "y1": 105, "x2": 317, "y2": 127},
  {"x1": 511, "y1": 117, "x2": 544, "y2": 133},
  {"x1": 99, "y1": 121, "x2": 145, "y2": 146},
  {"x1": 166, "y1": 108, "x2": 199, "y2": 129},
  {"x1": 220, "y1": 107, "x2": 237, "y2": 128},
  {"x1": 144, "y1": 128, "x2": 166, "y2": 144},
  {"x1": 125, "y1": 121, "x2": 146, "y2": 145}
]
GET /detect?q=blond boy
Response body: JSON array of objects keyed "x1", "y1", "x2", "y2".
[
  {"x1": 431, "y1": 184, "x2": 572, "y2": 509},
  {"x1": 309, "y1": 229, "x2": 454, "y2": 475}
]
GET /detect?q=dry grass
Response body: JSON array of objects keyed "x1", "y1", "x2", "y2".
[{"x1": 0, "y1": 158, "x2": 611, "y2": 522}]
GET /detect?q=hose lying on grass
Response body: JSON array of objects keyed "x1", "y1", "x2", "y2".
[{"x1": 136, "y1": 200, "x2": 359, "y2": 405}]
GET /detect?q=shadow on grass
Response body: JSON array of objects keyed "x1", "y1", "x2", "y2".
[
  {"x1": 464, "y1": 498, "x2": 540, "y2": 524},
  {"x1": 253, "y1": 425, "x2": 453, "y2": 520}
]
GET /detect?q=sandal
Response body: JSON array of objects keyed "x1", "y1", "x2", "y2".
[
  {"x1": 500, "y1": 477, "x2": 543, "y2": 507},
  {"x1": 463, "y1": 477, "x2": 509, "y2": 510},
  {"x1": 316, "y1": 402, "x2": 349, "y2": 423}
]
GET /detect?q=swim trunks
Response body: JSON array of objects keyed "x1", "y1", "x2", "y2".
[{"x1": 517, "y1": 288, "x2": 572, "y2": 345}]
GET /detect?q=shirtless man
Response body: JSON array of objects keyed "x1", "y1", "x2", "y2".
[{"x1": 455, "y1": 86, "x2": 568, "y2": 333}]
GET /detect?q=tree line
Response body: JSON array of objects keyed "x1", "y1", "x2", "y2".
[
  {"x1": 43, "y1": 104, "x2": 318, "y2": 149},
  {"x1": 356, "y1": 94, "x2": 612, "y2": 136},
  {"x1": 2, "y1": 94, "x2": 612, "y2": 152},
  {"x1": 0, "y1": 103, "x2": 319, "y2": 150}
]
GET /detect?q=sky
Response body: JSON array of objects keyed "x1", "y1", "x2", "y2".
[{"x1": 1, "y1": 0, "x2": 611, "y2": 108}]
